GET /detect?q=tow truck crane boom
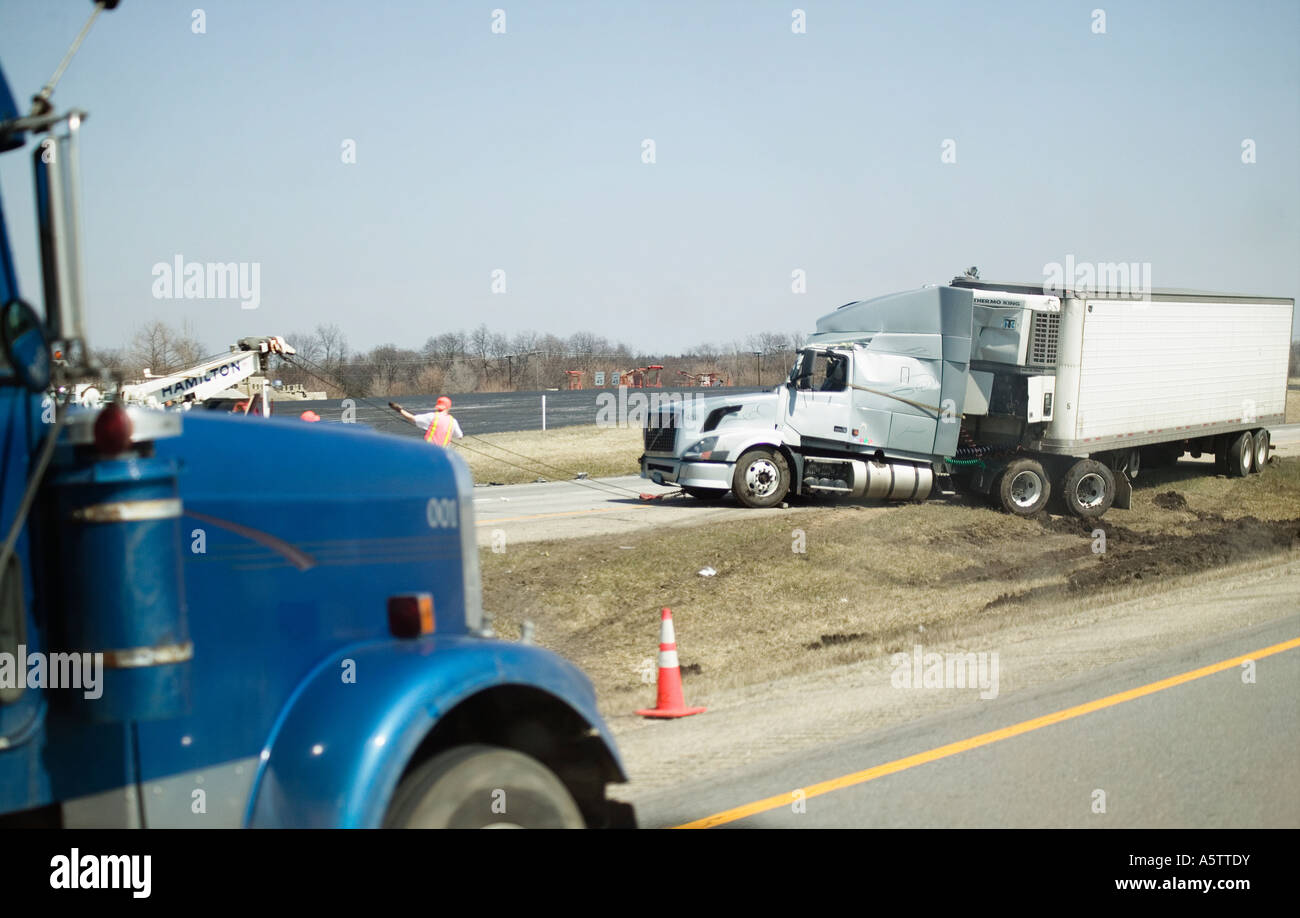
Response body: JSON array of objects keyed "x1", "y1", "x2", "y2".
[{"x1": 118, "y1": 335, "x2": 295, "y2": 408}]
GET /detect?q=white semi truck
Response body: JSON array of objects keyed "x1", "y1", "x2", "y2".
[{"x1": 640, "y1": 277, "x2": 1293, "y2": 519}]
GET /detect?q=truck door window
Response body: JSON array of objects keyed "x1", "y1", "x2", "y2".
[
  {"x1": 821, "y1": 355, "x2": 847, "y2": 391},
  {"x1": 796, "y1": 352, "x2": 846, "y2": 391}
]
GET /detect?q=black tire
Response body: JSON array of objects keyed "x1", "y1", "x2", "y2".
[
  {"x1": 995, "y1": 458, "x2": 1050, "y2": 516},
  {"x1": 1225, "y1": 431, "x2": 1254, "y2": 478},
  {"x1": 1252, "y1": 429, "x2": 1269, "y2": 472},
  {"x1": 731, "y1": 448, "x2": 790, "y2": 508},
  {"x1": 384, "y1": 745, "x2": 585, "y2": 829},
  {"x1": 1062, "y1": 459, "x2": 1115, "y2": 519},
  {"x1": 682, "y1": 486, "x2": 726, "y2": 501}
]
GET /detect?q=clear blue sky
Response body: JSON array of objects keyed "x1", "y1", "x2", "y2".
[{"x1": 1, "y1": 0, "x2": 1297, "y2": 355}]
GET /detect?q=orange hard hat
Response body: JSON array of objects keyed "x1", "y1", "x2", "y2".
[
  {"x1": 300, "y1": 410, "x2": 321, "y2": 422},
  {"x1": 435, "y1": 396, "x2": 452, "y2": 411}
]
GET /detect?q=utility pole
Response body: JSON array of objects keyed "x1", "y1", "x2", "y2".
[
  {"x1": 753, "y1": 351, "x2": 762, "y2": 387},
  {"x1": 506, "y1": 350, "x2": 538, "y2": 391}
]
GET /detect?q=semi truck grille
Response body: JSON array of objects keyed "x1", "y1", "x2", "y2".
[
  {"x1": 644, "y1": 413, "x2": 678, "y2": 452},
  {"x1": 1028, "y1": 311, "x2": 1060, "y2": 367},
  {"x1": 644, "y1": 425, "x2": 676, "y2": 453}
]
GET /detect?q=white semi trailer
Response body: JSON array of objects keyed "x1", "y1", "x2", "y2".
[{"x1": 640, "y1": 277, "x2": 1293, "y2": 519}]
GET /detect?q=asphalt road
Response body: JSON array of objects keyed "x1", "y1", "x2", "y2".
[
  {"x1": 470, "y1": 475, "x2": 814, "y2": 545},
  {"x1": 634, "y1": 613, "x2": 1300, "y2": 828},
  {"x1": 285, "y1": 386, "x2": 739, "y2": 436}
]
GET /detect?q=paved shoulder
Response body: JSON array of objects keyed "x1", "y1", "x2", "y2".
[{"x1": 470, "y1": 475, "x2": 805, "y2": 545}]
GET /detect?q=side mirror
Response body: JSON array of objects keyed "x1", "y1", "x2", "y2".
[{"x1": 1, "y1": 299, "x2": 53, "y2": 392}]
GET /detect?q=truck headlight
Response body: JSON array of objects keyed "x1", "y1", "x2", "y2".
[{"x1": 683, "y1": 436, "x2": 725, "y2": 460}]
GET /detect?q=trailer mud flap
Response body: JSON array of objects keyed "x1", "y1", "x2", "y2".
[{"x1": 1113, "y1": 474, "x2": 1132, "y2": 510}]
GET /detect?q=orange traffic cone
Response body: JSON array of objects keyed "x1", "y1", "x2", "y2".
[{"x1": 637, "y1": 608, "x2": 706, "y2": 718}]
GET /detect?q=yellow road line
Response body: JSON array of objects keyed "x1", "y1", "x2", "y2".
[
  {"x1": 676, "y1": 635, "x2": 1300, "y2": 829},
  {"x1": 475, "y1": 505, "x2": 650, "y2": 525}
]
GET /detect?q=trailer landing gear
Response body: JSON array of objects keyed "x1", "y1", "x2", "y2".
[{"x1": 1109, "y1": 448, "x2": 1141, "y2": 481}]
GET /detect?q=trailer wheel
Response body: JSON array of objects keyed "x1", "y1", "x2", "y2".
[
  {"x1": 1225, "y1": 431, "x2": 1254, "y2": 477},
  {"x1": 996, "y1": 458, "x2": 1050, "y2": 516},
  {"x1": 732, "y1": 448, "x2": 790, "y2": 508},
  {"x1": 1252, "y1": 430, "x2": 1269, "y2": 472},
  {"x1": 682, "y1": 486, "x2": 727, "y2": 501},
  {"x1": 1062, "y1": 459, "x2": 1115, "y2": 519},
  {"x1": 384, "y1": 745, "x2": 585, "y2": 829}
]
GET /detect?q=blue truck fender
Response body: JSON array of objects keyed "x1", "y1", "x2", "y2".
[{"x1": 245, "y1": 635, "x2": 626, "y2": 828}]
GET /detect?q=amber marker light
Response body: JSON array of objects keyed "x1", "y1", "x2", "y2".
[{"x1": 387, "y1": 594, "x2": 435, "y2": 638}]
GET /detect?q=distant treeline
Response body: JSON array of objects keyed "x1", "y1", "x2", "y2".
[{"x1": 93, "y1": 321, "x2": 815, "y2": 397}]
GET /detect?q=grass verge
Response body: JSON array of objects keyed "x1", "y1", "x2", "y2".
[
  {"x1": 480, "y1": 457, "x2": 1300, "y2": 716},
  {"x1": 455, "y1": 425, "x2": 643, "y2": 485}
]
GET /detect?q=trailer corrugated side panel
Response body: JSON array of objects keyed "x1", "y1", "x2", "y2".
[{"x1": 1066, "y1": 298, "x2": 1291, "y2": 447}]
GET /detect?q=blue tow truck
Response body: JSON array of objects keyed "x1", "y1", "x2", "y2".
[{"x1": 0, "y1": 2, "x2": 632, "y2": 829}]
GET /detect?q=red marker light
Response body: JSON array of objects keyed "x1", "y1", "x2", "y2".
[
  {"x1": 387, "y1": 594, "x2": 435, "y2": 638},
  {"x1": 93, "y1": 403, "x2": 133, "y2": 455}
]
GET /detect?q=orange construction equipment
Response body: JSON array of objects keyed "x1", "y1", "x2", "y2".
[
  {"x1": 564, "y1": 370, "x2": 584, "y2": 390},
  {"x1": 677, "y1": 370, "x2": 729, "y2": 388},
  {"x1": 636, "y1": 608, "x2": 706, "y2": 718},
  {"x1": 617, "y1": 365, "x2": 663, "y2": 388}
]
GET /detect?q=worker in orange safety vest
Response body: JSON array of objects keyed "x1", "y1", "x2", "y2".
[{"x1": 390, "y1": 396, "x2": 463, "y2": 445}]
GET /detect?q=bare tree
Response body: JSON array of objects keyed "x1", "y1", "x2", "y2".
[
  {"x1": 286, "y1": 329, "x2": 323, "y2": 366},
  {"x1": 126, "y1": 320, "x2": 206, "y2": 376},
  {"x1": 366, "y1": 344, "x2": 420, "y2": 395},
  {"x1": 172, "y1": 320, "x2": 205, "y2": 367},
  {"x1": 126, "y1": 322, "x2": 170, "y2": 375},
  {"x1": 692, "y1": 341, "x2": 720, "y2": 365},
  {"x1": 444, "y1": 360, "x2": 480, "y2": 393},
  {"x1": 568, "y1": 332, "x2": 599, "y2": 372},
  {"x1": 425, "y1": 332, "x2": 466, "y2": 369},
  {"x1": 90, "y1": 347, "x2": 128, "y2": 376},
  {"x1": 316, "y1": 323, "x2": 348, "y2": 371},
  {"x1": 468, "y1": 324, "x2": 492, "y2": 374},
  {"x1": 335, "y1": 353, "x2": 371, "y2": 398},
  {"x1": 510, "y1": 330, "x2": 538, "y2": 355}
]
